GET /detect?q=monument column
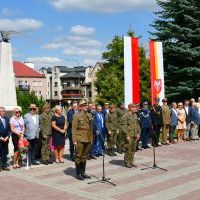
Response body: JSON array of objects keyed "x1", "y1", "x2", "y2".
[{"x1": 0, "y1": 40, "x2": 17, "y2": 110}]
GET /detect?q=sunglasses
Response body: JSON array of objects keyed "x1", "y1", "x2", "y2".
[
  {"x1": 15, "y1": 111, "x2": 21, "y2": 114},
  {"x1": 30, "y1": 108, "x2": 36, "y2": 111}
]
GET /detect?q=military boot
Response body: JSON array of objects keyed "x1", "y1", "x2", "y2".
[
  {"x1": 108, "y1": 149, "x2": 113, "y2": 156},
  {"x1": 80, "y1": 162, "x2": 91, "y2": 179},
  {"x1": 130, "y1": 162, "x2": 138, "y2": 168},
  {"x1": 75, "y1": 163, "x2": 84, "y2": 180},
  {"x1": 111, "y1": 149, "x2": 117, "y2": 156},
  {"x1": 125, "y1": 162, "x2": 132, "y2": 168}
]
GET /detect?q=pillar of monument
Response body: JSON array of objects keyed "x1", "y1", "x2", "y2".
[{"x1": 0, "y1": 41, "x2": 17, "y2": 111}]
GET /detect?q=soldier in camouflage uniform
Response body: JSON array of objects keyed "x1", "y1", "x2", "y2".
[
  {"x1": 39, "y1": 104, "x2": 53, "y2": 165},
  {"x1": 116, "y1": 102, "x2": 128, "y2": 153},
  {"x1": 122, "y1": 103, "x2": 141, "y2": 168},
  {"x1": 105, "y1": 104, "x2": 119, "y2": 156},
  {"x1": 72, "y1": 100, "x2": 93, "y2": 180}
]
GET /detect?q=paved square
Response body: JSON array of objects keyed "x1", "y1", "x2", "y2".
[{"x1": 1, "y1": 141, "x2": 200, "y2": 200}]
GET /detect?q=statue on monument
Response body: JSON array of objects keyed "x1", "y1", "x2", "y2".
[{"x1": 0, "y1": 30, "x2": 18, "y2": 43}]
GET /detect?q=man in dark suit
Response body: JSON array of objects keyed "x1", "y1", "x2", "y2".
[
  {"x1": 0, "y1": 107, "x2": 10, "y2": 171},
  {"x1": 151, "y1": 97, "x2": 163, "y2": 147},
  {"x1": 67, "y1": 102, "x2": 78, "y2": 161}
]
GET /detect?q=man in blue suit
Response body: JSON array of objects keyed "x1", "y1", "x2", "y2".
[{"x1": 0, "y1": 107, "x2": 10, "y2": 171}]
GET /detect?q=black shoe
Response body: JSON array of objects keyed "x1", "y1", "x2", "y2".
[
  {"x1": 125, "y1": 163, "x2": 132, "y2": 168},
  {"x1": 142, "y1": 146, "x2": 147, "y2": 149},
  {"x1": 2, "y1": 167, "x2": 10, "y2": 171},
  {"x1": 82, "y1": 173, "x2": 91, "y2": 179},
  {"x1": 41, "y1": 160, "x2": 48, "y2": 165},
  {"x1": 111, "y1": 150, "x2": 117, "y2": 156},
  {"x1": 32, "y1": 161, "x2": 40, "y2": 165},
  {"x1": 90, "y1": 155, "x2": 97, "y2": 159},
  {"x1": 77, "y1": 173, "x2": 84, "y2": 180},
  {"x1": 47, "y1": 160, "x2": 53, "y2": 164},
  {"x1": 117, "y1": 150, "x2": 123, "y2": 154}
]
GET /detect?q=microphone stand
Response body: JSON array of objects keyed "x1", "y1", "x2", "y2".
[
  {"x1": 141, "y1": 127, "x2": 167, "y2": 171},
  {"x1": 88, "y1": 116, "x2": 116, "y2": 186}
]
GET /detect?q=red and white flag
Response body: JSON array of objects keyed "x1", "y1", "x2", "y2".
[
  {"x1": 124, "y1": 36, "x2": 140, "y2": 108},
  {"x1": 149, "y1": 41, "x2": 165, "y2": 105}
]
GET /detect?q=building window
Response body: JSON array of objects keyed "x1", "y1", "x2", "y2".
[
  {"x1": 54, "y1": 82, "x2": 58, "y2": 87},
  {"x1": 67, "y1": 82, "x2": 70, "y2": 87},
  {"x1": 54, "y1": 91, "x2": 58, "y2": 96},
  {"x1": 38, "y1": 81, "x2": 42, "y2": 86},
  {"x1": 33, "y1": 81, "x2": 38, "y2": 87},
  {"x1": 89, "y1": 91, "x2": 92, "y2": 98},
  {"x1": 39, "y1": 91, "x2": 42, "y2": 96},
  {"x1": 75, "y1": 82, "x2": 79, "y2": 86}
]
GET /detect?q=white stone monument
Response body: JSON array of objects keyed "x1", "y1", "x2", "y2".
[{"x1": 0, "y1": 38, "x2": 17, "y2": 110}]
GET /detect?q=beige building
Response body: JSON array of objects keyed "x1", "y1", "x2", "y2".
[{"x1": 13, "y1": 61, "x2": 47, "y2": 99}]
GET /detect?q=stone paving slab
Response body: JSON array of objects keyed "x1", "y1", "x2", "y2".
[{"x1": 1, "y1": 141, "x2": 200, "y2": 200}]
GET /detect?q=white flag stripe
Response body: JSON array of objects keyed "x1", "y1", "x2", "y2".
[{"x1": 124, "y1": 36, "x2": 133, "y2": 108}]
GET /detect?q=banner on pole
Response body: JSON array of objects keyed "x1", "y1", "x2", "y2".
[
  {"x1": 149, "y1": 41, "x2": 165, "y2": 105},
  {"x1": 124, "y1": 36, "x2": 140, "y2": 108}
]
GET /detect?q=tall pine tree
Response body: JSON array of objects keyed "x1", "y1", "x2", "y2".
[{"x1": 150, "y1": 0, "x2": 200, "y2": 101}]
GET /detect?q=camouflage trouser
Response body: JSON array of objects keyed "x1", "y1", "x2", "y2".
[
  {"x1": 75, "y1": 142, "x2": 91, "y2": 164},
  {"x1": 161, "y1": 124, "x2": 169, "y2": 143},
  {"x1": 124, "y1": 137, "x2": 137, "y2": 165},
  {"x1": 116, "y1": 129, "x2": 124, "y2": 151},
  {"x1": 41, "y1": 136, "x2": 50, "y2": 161},
  {"x1": 107, "y1": 130, "x2": 117, "y2": 150}
]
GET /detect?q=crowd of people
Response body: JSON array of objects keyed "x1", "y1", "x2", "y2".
[{"x1": 0, "y1": 97, "x2": 200, "y2": 180}]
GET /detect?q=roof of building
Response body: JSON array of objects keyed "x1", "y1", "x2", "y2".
[
  {"x1": 54, "y1": 66, "x2": 85, "y2": 73},
  {"x1": 13, "y1": 61, "x2": 45, "y2": 78},
  {"x1": 60, "y1": 71, "x2": 85, "y2": 79}
]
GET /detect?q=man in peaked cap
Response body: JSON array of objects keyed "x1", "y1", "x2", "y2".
[
  {"x1": 72, "y1": 99, "x2": 93, "y2": 180},
  {"x1": 121, "y1": 103, "x2": 141, "y2": 168},
  {"x1": 105, "y1": 104, "x2": 118, "y2": 156}
]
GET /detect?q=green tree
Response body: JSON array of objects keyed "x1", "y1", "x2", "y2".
[
  {"x1": 150, "y1": 0, "x2": 200, "y2": 101},
  {"x1": 16, "y1": 88, "x2": 46, "y2": 115},
  {"x1": 95, "y1": 30, "x2": 150, "y2": 105}
]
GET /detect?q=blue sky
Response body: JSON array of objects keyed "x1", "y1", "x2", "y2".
[{"x1": 0, "y1": 0, "x2": 158, "y2": 69}]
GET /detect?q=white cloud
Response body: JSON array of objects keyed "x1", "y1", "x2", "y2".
[
  {"x1": 63, "y1": 46, "x2": 101, "y2": 56},
  {"x1": 27, "y1": 57, "x2": 63, "y2": 65},
  {"x1": 42, "y1": 42, "x2": 69, "y2": 49},
  {"x1": 50, "y1": 0, "x2": 156, "y2": 13},
  {"x1": 0, "y1": 18, "x2": 43, "y2": 32},
  {"x1": 70, "y1": 25, "x2": 95, "y2": 36},
  {"x1": 84, "y1": 59, "x2": 99, "y2": 66}
]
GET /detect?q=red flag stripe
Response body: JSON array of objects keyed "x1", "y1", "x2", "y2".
[{"x1": 131, "y1": 38, "x2": 140, "y2": 104}]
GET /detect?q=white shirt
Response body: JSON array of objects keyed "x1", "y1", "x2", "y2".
[
  {"x1": 32, "y1": 114, "x2": 37, "y2": 124},
  {"x1": 172, "y1": 108, "x2": 177, "y2": 117},
  {"x1": 0, "y1": 116, "x2": 6, "y2": 127},
  {"x1": 185, "y1": 106, "x2": 189, "y2": 115}
]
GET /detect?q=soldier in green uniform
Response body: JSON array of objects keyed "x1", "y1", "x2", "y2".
[
  {"x1": 116, "y1": 102, "x2": 128, "y2": 153},
  {"x1": 105, "y1": 104, "x2": 119, "y2": 156},
  {"x1": 39, "y1": 104, "x2": 53, "y2": 165},
  {"x1": 72, "y1": 100, "x2": 93, "y2": 180},
  {"x1": 122, "y1": 103, "x2": 141, "y2": 168}
]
